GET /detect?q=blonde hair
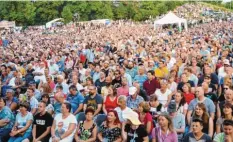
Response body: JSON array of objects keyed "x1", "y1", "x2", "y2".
[{"x1": 139, "y1": 101, "x2": 150, "y2": 113}]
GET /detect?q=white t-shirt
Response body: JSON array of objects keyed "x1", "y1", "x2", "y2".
[
  {"x1": 155, "y1": 89, "x2": 172, "y2": 105},
  {"x1": 53, "y1": 113, "x2": 77, "y2": 142}
]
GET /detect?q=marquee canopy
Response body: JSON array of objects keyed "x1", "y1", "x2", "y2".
[{"x1": 154, "y1": 12, "x2": 188, "y2": 31}]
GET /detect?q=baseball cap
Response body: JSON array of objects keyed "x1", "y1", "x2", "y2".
[
  {"x1": 6, "y1": 89, "x2": 14, "y2": 94},
  {"x1": 167, "y1": 101, "x2": 176, "y2": 113},
  {"x1": 29, "y1": 81, "x2": 36, "y2": 85},
  {"x1": 129, "y1": 87, "x2": 137, "y2": 95},
  {"x1": 223, "y1": 59, "x2": 230, "y2": 66}
]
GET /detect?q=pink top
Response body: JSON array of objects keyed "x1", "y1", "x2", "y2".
[
  {"x1": 152, "y1": 127, "x2": 178, "y2": 142},
  {"x1": 117, "y1": 86, "x2": 129, "y2": 96}
]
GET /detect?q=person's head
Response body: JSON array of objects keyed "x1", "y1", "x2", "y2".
[
  {"x1": 129, "y1": 86, "x2": 137, "y2": 98},
  {"x1": 38, "y1": 101, "x2": 47, "y2": 114},
  {"x1": 0, "y1": 97, "x2": 6, "y2": 109},
  {"x1": 204, "y1": 65, "x2": 212, "y2": 75},
  {"x1": 195, "y1": 87, "x2": 204, "y2": 98},
  {"x1": 192, "y1": 118, "x2": 204, "y2": 134},
  {"x1": 61, "y1": 102, "x2": 71, "y2": 114},
  {"x1": 121, "y1": 77, "x2": 128, "y2": 86},
  {"x1": 106, "y1": 110, "x2": 120, "y2": 126},
  {"x1": 203, "y1": 75, "x2": 211, "y2": 84},
  {"x1": 160, "y1": 79, "x2": 168, "y2": 90},
  {"x1": 225, "y1": 89, "x2": 233, "y2": 103},
  {"x1": 54, "y1": 92, "x2": 65, "y2": 103},
  {"x1": 88, "y1": 85, "x2": 96, "y2": 96},
  {"x1": 72, "y1": 75, "x2": 79, "y2": 84},
  {"x1": 105, "y1": 76, "x2": 112, "y2": 87},
  {"x1": 194, "y1": 103, "x2": 209, "y2": 125},
  {"x1": 201, "y1": 81, "x2": 209, "y2": 91},
  {"x1": 184, "y1": 67, "x2": 192, "y2": 75},
  {"x1": 119, "y1": 67, "x2": 125, "y2": 75},
  {"x1": 181, "y1": 73, "x2": 188, "y2": 82},
  {"x1": 69, "y1": 85, "x2": 77, "y2": 95},
  {"x1": 149, "y1": 95, "x2": 158, "y2": 107},
  {"x1": 223, "y1": 102, "x2": 233, "y2": 118},
  {"x1": 19, "y1": 102, "x2": 30, "y2": 113},
  {"x1": 174, "y1": 91, "x2": 186, "y2": 105},
  {"x1": 99, "y1": 72, "x2": 106, "y2": 80},
  {"x1": 124, "y1": 111, "x2": 141, "y2": 130},
  {"x1": 27, "y1": 88, "x2": 34, "y2": 97},
  {"x1": 158, "y1": 113, "x2": 174, "y2": 131},
  {"x1": 147, "y1": 70, "x2": 154, "y2": 81},
  {"x1": 41, "y1": 94, "x2": 50, "y2": 104},
  {"x1": 56, "y1": 75, "x2": 64, "y2": 84},
  {"x1": 158, "y1": 59, "x2": 166, "y2": 68},
  {"x1": 85, "y1": 107, "x2": 95, "y2": 121},
  {"x1": 114, "y1": 70, "x2": 121, "y2": 79},
  {"x1": 138, "y1": 101, "x2": 150, "y2": 113},
  {"x1": 117, "y1": 95, "x2": 127, "y2": 108},
  {"x1": 138, "y1": 66, "x2": 145, "y2": 75},
  {"x1": 182, "y1": 83, "x2": 191, "y2": 93},
  {"x1": 56, "y1": 85, "x2": 63, "y2": 93},
  {"x1": 6, "y1": 89, "x2": 14, "y2": 99},
  {"x1": 223, "y1": 120, "x2": 233, "y2": 136}
]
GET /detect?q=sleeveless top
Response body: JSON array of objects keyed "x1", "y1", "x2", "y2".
[
  {"x1": 104, "y1": 96, "x2": 118, "y2": 112},
  {"x1": 78, "y1": 121, "x2": 96, "y2": 141},
  {"x1": 99, "y1": 123, "x2": 121, "y2": 142}
]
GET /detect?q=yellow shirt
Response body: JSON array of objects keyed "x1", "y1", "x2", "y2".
[{"x1": 154, "y1": 67, "x2": 169, "y2": 78}]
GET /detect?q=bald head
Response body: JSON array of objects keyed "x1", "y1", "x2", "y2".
[
  {"x1": 195, "y1": 87, "x2": 204, "y2": 98},
  {"x1": 225, "y1": 89, "x2": 233, "y2": 102}
]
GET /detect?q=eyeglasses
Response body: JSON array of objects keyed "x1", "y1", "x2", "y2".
[{"x1": 224, "y1": 88, "x2": 229, "y2": 90}]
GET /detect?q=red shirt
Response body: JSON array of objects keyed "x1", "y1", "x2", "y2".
[
  {"x1": 104, "y1": 96, "x2": 118, "y2": 112},
  {"x1": 143, "y1": 78, "x2": 160, "y2": 96},
  {"x1": 184, "y1": 92, "x2": 195, "y2": 104},
  {"x1": 139, "y1": 112, "x2": 154, "y2": 133}
]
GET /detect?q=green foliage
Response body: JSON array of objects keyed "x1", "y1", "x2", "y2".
[
  {"x1": 61, "y1": 6, "x2": 73, "y2": 23},
  {"x1": 0, "y1": 1, "x2": 186, "y2": 26}
]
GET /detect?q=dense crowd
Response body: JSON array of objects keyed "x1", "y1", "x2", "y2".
[{"x1": 0, "y1": 4, "x2": 233, "y2": 142}]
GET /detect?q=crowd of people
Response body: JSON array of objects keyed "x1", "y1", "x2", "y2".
[{"x1": 0, "y1": 3, "x2": 233, "y2": 142}]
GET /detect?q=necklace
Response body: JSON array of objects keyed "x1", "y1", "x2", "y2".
[{"x1": 193, "y1": 133, "x2": 203, "y2": 141}]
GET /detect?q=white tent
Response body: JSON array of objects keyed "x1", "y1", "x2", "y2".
[{"x1": 154, "y1": 12, "x2": 188, "y2": 31}]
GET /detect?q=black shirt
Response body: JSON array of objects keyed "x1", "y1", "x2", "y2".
[
  {"x1": 33, "y1": 112, "x2": 53, "y2": 139},
  {"x1": 177, "y1": 80, "x2": 195, "y2": 92},
  {"x1": 124, "y1": 124, "x2": 148, "y2": 142}
]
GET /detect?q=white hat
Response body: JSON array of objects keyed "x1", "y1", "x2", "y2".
[
  {"x1": 223, "y1": 59, "x2": 230, "y2": 66},
  {"x1": 123, "y1": 110, "x2": 141, "y2": 125},
  {"x1": 129, "y1": 86, "x2": 137, "y2": 95}
]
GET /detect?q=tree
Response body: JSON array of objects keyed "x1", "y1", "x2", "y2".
[{"x1": 62, "y1": 6, "x2": 73, "y2": 23}]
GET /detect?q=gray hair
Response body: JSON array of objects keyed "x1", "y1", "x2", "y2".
[{"x1": 117, "y1": 95, "x2": 127, "y2": 104}]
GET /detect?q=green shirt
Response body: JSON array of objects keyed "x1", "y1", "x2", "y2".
[{"x1": 214, "y1": 133, "x2": 225, "y2": 142}]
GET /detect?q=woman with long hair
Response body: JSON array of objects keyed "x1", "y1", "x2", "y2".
[
  {"x1": 216, "y1": 102, "x2": 233, "y2": 134},
  {"x1": 174, "y1": 91, "x2": 188, "y2": 116},
  {"x1": 75, "y1": 107, "x2": 97, "y2": 142},
  {"x1": 152, "y1": 113, "x2": 178, "y2": 142},
  {"x1": 138, "y1": 101, "x2": 154, "y2": 134},
  {"x1": 102, "y1": 86, "x2": 118, "y2": 115},
  {"x1": 182, "y1": 83, "x2": 195, "y2": 104},
  {"x1": 191, "y1": 103, "x2": 213, "y2": 138},
  {"x1": 97, "y1": 110, "x2": 122, "y2": 142}
]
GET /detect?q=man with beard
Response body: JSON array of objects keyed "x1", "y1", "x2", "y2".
[
  {"x1": 83, "y1": 85, "x2": 103, "y2": 116},
  {"x1": 112, "y1": 70, "x2": 122, "y2": 88},
  {"x1": 101, "y1": 76, "x2": 112, "y2": 97},
  {"x1": 126, "y1": 61, "x2": 137, "y2": 80}
]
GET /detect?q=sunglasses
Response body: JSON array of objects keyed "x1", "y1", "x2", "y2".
[{"x1": 224, "y1": 88, "x2": 229, "y2": 90}]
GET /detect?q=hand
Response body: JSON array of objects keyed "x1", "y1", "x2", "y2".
[{"x1": 225, "y1": 135, "x2": 232, "y2": 142}]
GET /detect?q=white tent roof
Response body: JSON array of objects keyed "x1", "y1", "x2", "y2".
[
  {"x1": 154, "y1": 12, "x2": 188, "y2": 31},
  {"x1": 154, "y1": 12, "x2": 186, "y2": 24}
]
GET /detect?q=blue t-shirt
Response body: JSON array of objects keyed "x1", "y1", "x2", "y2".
[
  {"x1": 0, "y1": 106, "x2": 15, "y2": 129},
  {"x1": 67, "y1": 93, "x2": 84, "y2": 113},
  {"x1": 16, "y1": 112, "x2": 33, "y2": 133},
  {"x1": 134, "y1": 75, "x2": 148, "y2": 88},
  {"x1": 188, "y1": 98, "x2": 216, "y2": 115},
  {"x1": 54, "y1": 102, "x2": 62, "y2": 115}
]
